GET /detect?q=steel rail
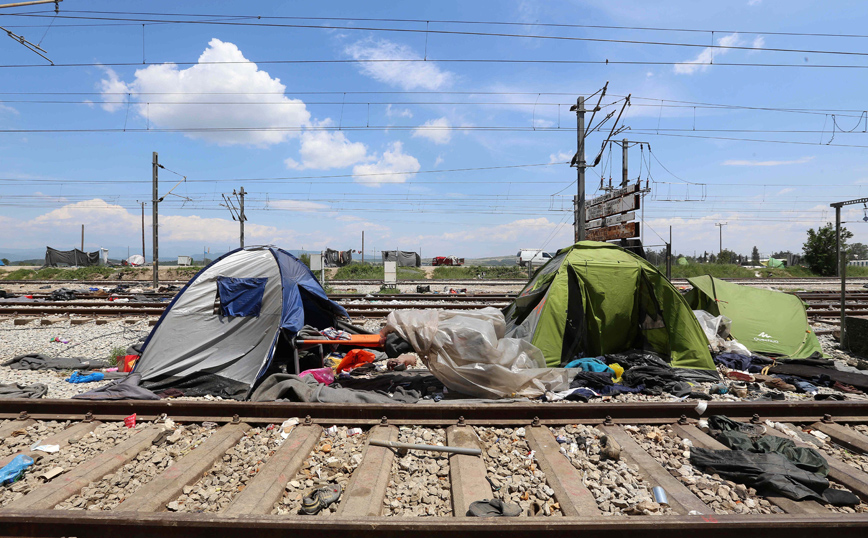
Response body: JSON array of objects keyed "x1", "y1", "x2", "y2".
[
  {"x1": 2, "y1": 510, "x2": 867, "y2": 538},
  {"x1": 1, "y1": 399, "x2": 866, "y2": 425}
]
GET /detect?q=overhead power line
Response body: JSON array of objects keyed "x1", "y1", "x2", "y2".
[
  {"x1": 7, "y1": 12, "x2": 868, "y2": 59},
  {"x1": 8, "y1": 9, "x2": 868, "y2": 40}
]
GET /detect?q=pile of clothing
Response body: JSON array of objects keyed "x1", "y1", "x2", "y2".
[
  {"x1": 713, "y1": 351, "x2": 868, "y2": 398},
  {"x1": 546, "y1": 350, "x2": 720, "y2": 402},
  {"x1": 690, "y1": 416, "x2": 859, "y2": 505}
]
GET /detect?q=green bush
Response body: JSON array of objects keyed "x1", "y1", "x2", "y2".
[
  {"x1": 2, "y1": 268, "x2": 36, "y2": 280},
  {"x1": 108, "y1": 346, "x2": 127, "y2": 367}
]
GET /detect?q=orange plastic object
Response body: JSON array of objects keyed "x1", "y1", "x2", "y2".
[
  {"x1": 121, "y1": 354, "x2": 139, "y2": 373},
  {"x1": 335, "y1": 349, "x2": 377, "y2": 374},
  {"x1": 298, "y1": 334, "x2": 384, "y2": 348}
]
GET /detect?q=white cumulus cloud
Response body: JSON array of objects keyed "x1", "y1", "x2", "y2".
[
  {"x1": 285, "y1": 120, "x2": 369, "y2": 170},
  {"x1": 345, "y1": 38, "x2": 455, "y2": 90},
  {"x1": 412, "y1": 117, "x2": 452, "y2": 144},
  {"x1": 98, "y1": 39, "x2": 311, "y2": 146},
  {"x1": 352, "y1": 142, "x2": 421, "y2": 187},
  {"x1": 674, "y1": 33, "x2": 741, "y2": 75}
]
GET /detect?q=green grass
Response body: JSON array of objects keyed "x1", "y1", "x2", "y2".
[
  {"x1": 1, "y1": 266, "x2": 151, "y2": 280},
  {"x1": 377, "y1": 285, "x2": 401, "y2": 294},
  {"x1": 331, "y1": 263, "x2": 425, "y2": 280},
  {"x1": 848, "y1": 266, "x2": 868, "y2": 277},
  {"x1": 431, "y1": 265, "x2": 527, "y2": 279}
]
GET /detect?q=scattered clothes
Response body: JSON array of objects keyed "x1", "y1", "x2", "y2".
[
  {"x1": 296, "y1": 325, "x2": 327, "y2": 341},
  {"x1": 690, "y1": 448, "x2": 857, "y2": 505},
  {"x1": 0, "y1": 383, "x2": 47, "y2": 399},
  {"x1": 569, "y1": 371, "x2": 615, "y2": 391},
  {"x1": 597, "y1": 384, "x2": 645, "y2": 397},
  {"x1": 691, "y1": 415, "x2": 858, "y2": 506},
  {"x1": 604, "y1": 349, "x2": 671, "y2": 370},
  {"x1": 250, "y1": 374, "x2": 421, "y2": 404},
  {"x1": 563, "y1": 357, "x2": 615, "y2": 375},
  {"x1": 2, "y1": 354, "x2": 109, "y2": 371},
  {"x1": 384, "y1": 332, "x2": 413, "y2": 358},
  {"x1": 622, "y1": 365, "x2": 697, "y2": 395},
  {"x1": 0, "y1": 454, "x2": 33, "y2": 485},
  {"x1": 467, "y1": 498, "x2": 522, "y2": 517},
  {"x1": 65, "y1": 371, "x2": 105, "y2": 384},
  {"x1": 320, "y1": 327, "x2": 351, "y2": 340},
  {"x1": 416, "y1": 285, "x2": 431, "y2": 293},
  {"x1": 763, "y1": 377, "x2": 796, "y2": 392},
  {"x1": 716, "y1": 431, "x2": 829, "y2": 476},
  {"x1": 833, "y1": 382, "x2": 863, "y2": 394},
  {"x1": 775, "y1": 375, "x2": 818, "y2": 394},
  {"x1": 156, "y1": 388, "x2": 185, "y2": 399},
  {"x1": 72, "y1": 373, "x2": 161, "y2": 401},
  {"x1": 49, "y1": 288, "x2": 77, "y2": 301},
  {"x1": 300, "y1": 484, "x2": 342, "y2": 515},
  {"x1": 815, "y1": 393, "x2": 847, "y2": 401},
  {"x1": 335, "y1": 349, "x2": 377, "y2": 374},
  {"x1": 769, "y1": 363, "x2": 868, "y2": 392},
  {"x1": 298, "y1": 367, "x2": 335, "y2": 385},
  {"x1": 713, "y1": 352, "x2": 774, "y2": 373}
]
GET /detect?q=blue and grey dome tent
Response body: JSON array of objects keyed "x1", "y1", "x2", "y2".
[{"x1": 134, "y1": 246, "x2": 348, "y2": 398}]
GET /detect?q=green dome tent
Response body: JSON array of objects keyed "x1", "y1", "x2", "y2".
[
  {"x1": 683, "y1": 275, "x2": 823, "y2": 358},
  {"x1": 502, "y1": 241, "x2": 715, "y2": 370},
  {"x1": 677, "y1": 256, "x2": 689, "y2": 266},
  {"x1": 766, "y1": 257, "x2": 785, "y2": 268}
]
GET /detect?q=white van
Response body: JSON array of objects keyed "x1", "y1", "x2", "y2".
[{"x1": 516, "y1": 249, "x2": 553, "y2": 267}]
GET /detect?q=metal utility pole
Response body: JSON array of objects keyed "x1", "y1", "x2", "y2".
[
  {"x1": 666, "y1": 226, "x2": 672, "y2": 280},
  {"x1": 574, "y1": 96, "x2": 586, "y2": 242},
  {"x1": 80, "y1": 224, "x2": 84, "y2": 252},
  {"x1": 715, "y1": 222, "x2": 727, "y2": 254},
  {"x1": 237, "y1": 187, "x2": 246, "y2": 248},
  {"x1": 831, "y1": 196, "x2": 868, "y2": 349},
  {"x1": 152, "y1": 152, "x2": 159, "y2": 289},
  {"x1": 362, "y1": 230, "x2": 365, "y2": 264},
  {"x1": 621, "y1": 139, "x2": 629, "y2": 188},
  {"x1": 141, "y1": 202, "x2": 146, "y2": 258}
]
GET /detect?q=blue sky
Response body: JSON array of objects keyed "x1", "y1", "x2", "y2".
[{"x1": 1, "y1": 0, "x2": 867, "y2": 261}]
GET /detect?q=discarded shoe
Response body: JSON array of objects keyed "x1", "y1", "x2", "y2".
[
  {"x1": 467, "y1": 498, "x2": 522, "y2": 517},
  {"x1": 300, "y1": 484, "x2": 342, "y2": 515},
  {"x1": 764, "y1": 377, "x2": 796, "y2": 392},
  {"x1": 600, "y1": 435, "x2": 621, "y2": 460}
]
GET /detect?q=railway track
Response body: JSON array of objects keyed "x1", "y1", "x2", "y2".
[{"x1": 1, "y1": 399, "x2": 867, "y2": 536}]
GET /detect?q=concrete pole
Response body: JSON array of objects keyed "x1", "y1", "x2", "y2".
[
  {"x1": 152, "y1": 151, "x2": 159, "y2": 289},
  {"x1": 362, "y1": 230, "x2": 365, "y2": 264},
  {"x1": 836, "y1": 205, "x2": 841, "y2": 278},
  {"x1": 141, "y1": 202, "x2": 145, "y2": 259},
  {"x1": 238, "y1": 187, "x2": 246, "y2": 249},
  {"x1": 621, "y1": 139, "x2": 628, "y2": 188},
  {"x1": 80, "y1": 224, "x2": 84, "y2": 252},
  {"x1": 575, "y1": 96, "x2": 586, "y2": 243}
]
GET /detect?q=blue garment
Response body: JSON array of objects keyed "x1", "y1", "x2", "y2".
[
  {"x1": 564, "y1": 357, "x2": 614, "y2": 375},
  {"x1": 597, "y1": 384, "x2": 645, "y2": 396},
  {"x1": 217, "y1": 277, "x2": 268, "y2": 317},
  {"x1": 714, "y1": 352, "x2": 772, "y2": 373},
  {"x1": 776, "y1": 375, "x2": 818, "y2": 394},
  {"x1": 65, "y1": 371, "x2": 105, "y2": 384},
  {"x1": 0, "y1": 454, "x2": 33, "y2": 485}
]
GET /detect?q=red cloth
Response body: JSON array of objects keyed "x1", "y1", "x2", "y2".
[
  {"x1": 335, "y1": 349, "x2": 377, "y2": 374},
  {"x1": 121, "y1": 354, "x2": 139, "y2": 373}
]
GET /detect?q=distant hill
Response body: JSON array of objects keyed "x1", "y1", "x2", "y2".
[{"x1": 462, "y1": 255, "x2": 518, "y2": 267}]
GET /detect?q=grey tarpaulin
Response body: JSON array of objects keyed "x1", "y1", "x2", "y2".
[
  {"x1": 382, "y1": 250, "x2": 421, "y2": 267},
  {"x1": 323, "y1": 249, "x2": 353, "y2": 267},
  {"x1": 44, "y1": 247, "x2": 100, "y2": 267},
  {"x1": 249, "y1": 373, "x2": 420, "y2": 403},
  {"x1": 72, "y1": 373, "x2": 160, "y2": 400},
  {"x1": 2, "y1": 354, "x2": 109, "y2": 371},
  {"x1": 0, "y1": 383, "x2": 47, "y2": 399}
]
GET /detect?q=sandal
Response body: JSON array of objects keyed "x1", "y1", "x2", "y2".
[{"x1": 300, "y1": 484, "x2": 342, "y2": 515}]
